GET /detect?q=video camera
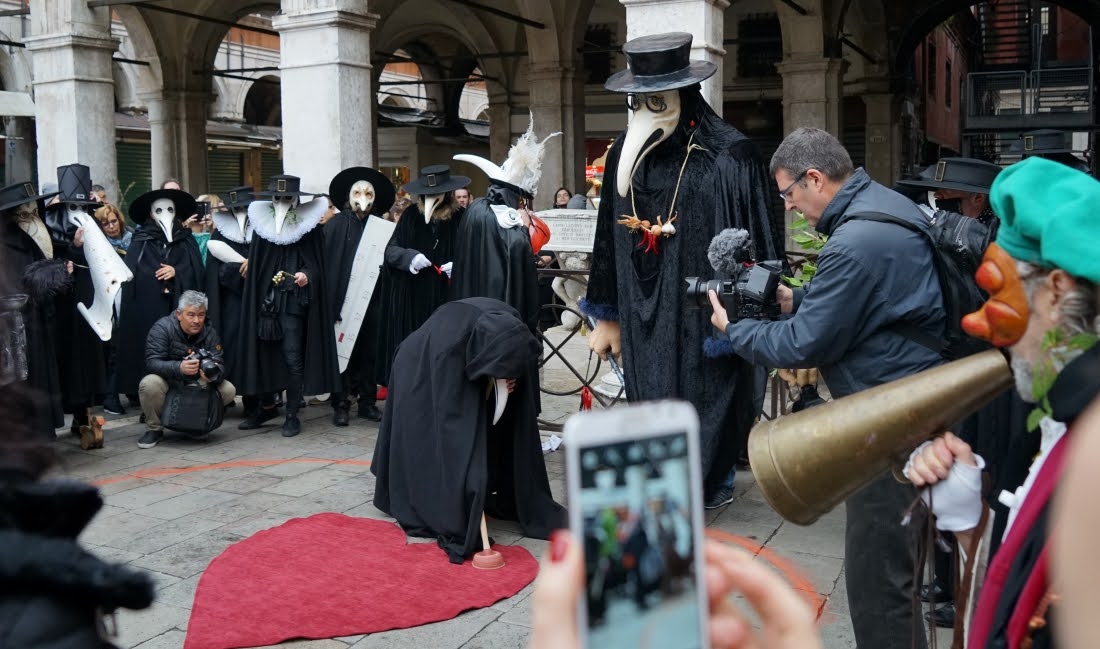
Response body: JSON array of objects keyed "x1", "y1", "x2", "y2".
[
  {"x1": 187, "y1": 348, "x2": 223, "y2": 383},
  {"x1": 684, "y1": 228, "x2": 784, "y2": 321}
]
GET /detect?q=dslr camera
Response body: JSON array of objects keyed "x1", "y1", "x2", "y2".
[
  {"x1": 187, "y1": 348, "x2": 223, "y2": 384},
  {"x1": 684, "y1": 260, "x2": 784, "y2": 321}
]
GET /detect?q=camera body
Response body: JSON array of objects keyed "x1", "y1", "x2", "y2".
[
  {"x1": 187, "y1": 348, "x2": 223, "y2": 383},
  {"x1": 685, "y1": 260, "x2": 784, "y2": 321}
]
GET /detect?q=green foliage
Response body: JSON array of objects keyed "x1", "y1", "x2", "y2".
[
  {"x1": 782, "y1": 212, "x2": 827, "y2": 287},
  {"x1": 1026, "y1": 328, "x2": 1099, "y2": 431}
]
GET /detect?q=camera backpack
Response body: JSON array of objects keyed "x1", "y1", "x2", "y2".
[
  {"x1": 161, "y1": 381, "x2": 224, "y2": 436},
  {"x1": 849, "y1": 211, "x2": 993, "y2": 361}
]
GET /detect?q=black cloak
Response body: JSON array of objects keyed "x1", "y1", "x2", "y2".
[
  {"x1": 203, "y1": 225, "x2": 250, "y2": 385},
  {"x1": 583, "y1": 86, "x2": 785, "y2": 488},
  {"x1": 374, "y1": 204, "x2": 462, "y2": 385},
  {"x1": 371, "y1": 298, "x2": 566, "y2": 563},
  {"x1": 236, "y1": 213, "x2": 340, "y2": 396},
  {"x1": 115, "y1": 224, "x2": 204, "y2": 394},
  {"x1": 322, "y1": 209, "x2": 384, "y2": 359}
]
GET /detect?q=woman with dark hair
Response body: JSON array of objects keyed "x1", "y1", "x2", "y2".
[{"x1": 552, "y1": 187, "x2": 572, "y2": 209}]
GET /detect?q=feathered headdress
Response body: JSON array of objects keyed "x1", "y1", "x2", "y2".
[{"x1": 454, "y1": 115, "x2": 561, "y2": 198}]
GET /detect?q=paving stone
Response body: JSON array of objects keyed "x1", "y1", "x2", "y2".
[
  {"x1": 160, "y1": 464, "x2": 261, "y2": 489},
  {"x1": 96, "y1": 477, "x2": 157, "y2": 497},
  {"x1": 87, "y1": 544, "x2": 144, "y2": 564},
  {"x1": 130, "y1": 529, "x2": 247, "y2": 579},
  {"x1": 117, "y1": 515, "x2": 226, "y2": 555},
  {"x1": 208, "y1": 472, "x2": 284, "y2": 494},
  {"x1": 131, "y1": 488, "x2": 242, "y2": 521},
  {"x1": 199, "y1": 490, "x2": 296, "y2": 522},
  {"x1": 270, "y1": 640, "x2": 351, "y2": 648},
  {"x1": 495, "y1": 591, "x2": 534, "y2": 627},
  {"x1": 343, "y1": 502, "x2": 395, "y2": 521},
  {"x1": 261, "y1": 467, "x2": 359, "y2": 497},
  {"x1": 217, "y1": 512, "x2": 291, "y2": 538},
  {"x1": 766, "y1": 516, "x2": 846, "y2": 559},
  {"x1": 349, "y1": 608, "x2": 500, "y2": 649},
  {"x1": 257, "y1": 459, "x2": 335, "y2": 478},
  {"x1": 131, "y1": 628, "x2": 188, "y2": 649},
  {"x1": 459, "y1": 620, "x2": 531, "y2": 648},
  {"x1": 489, "y1": 582, "x2": 535, "y2": 613},
  {"x1": 113, "y1": 601, "x2": 191, "y2": 648},
  {"x1": 107, "y1": 481, "x2": 196, "y2": 510},
  {"x1": 176, "y1": 441, "x2": 260, "y2": 464},
  {"x1": 154, "y1": 573, "x2": 202, "y2": 609},
  {"x1": 756, "y1": 548, "x2": 845, "y2": 596},
  {"x1": 80, "y1": 511, "x2": 168, "y2": 547},
  {"x1": 265, "y1": 484, "x2": 372, "y2": 516}
]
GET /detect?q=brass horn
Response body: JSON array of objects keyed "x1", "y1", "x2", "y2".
[{"x1": 749, "y1": 348, "x2": 1014, "y2": 525}]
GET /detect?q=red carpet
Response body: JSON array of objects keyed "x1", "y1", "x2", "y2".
[{"x1": 184, "y1": 513, "x2": 539, "y2": 649}]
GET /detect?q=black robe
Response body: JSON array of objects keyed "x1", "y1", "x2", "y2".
[
  {"x1": 374, "y1": 205, "x2": 462, "y2": 385},
  {"x1": 583, "y1": 87, "x2": 784, "y2": 487},
  {"x1": 203, "y1": 226, "x2": 250, "y2": 385},
  {"x1": 115, "y1": 224, "x2": 203, "y2": 394},
  {"x1": 236, "y1": 219, "x2": 339, "y2": 396},
  {"x1": 371, "y1": 298, "x2": 566, "y2": 563}
]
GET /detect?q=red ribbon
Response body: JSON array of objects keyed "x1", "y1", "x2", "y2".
[
  {"x1": 637, "y1": 230, "x2": 659, "y2": 255},
  {"x1": 580, "y1": 385, "x2": 593, "y2": 411}
]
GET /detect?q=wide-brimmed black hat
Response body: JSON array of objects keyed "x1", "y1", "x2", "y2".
[
  {"x1": 329, "y1": 167, "x2": 396, "y2": 215},
  {"x1": 605, "y1": 32, "x2": 717, "y2": 94},
  {"x1": 0, "y1": 180, "x2": 57, "y2": 213},
  {"x1": 217, "y1": 186, "x2": 255, "y2": 211},
  {"x1": 254, "y1": 174, "x2": 315, "y2": 198},
  {"x1": 1007, "y1": 129, "x2": 1075, "y2": 155},
  {"x1": 129, "y1": 188, "x2": 198, "y2": 226},
  {"x1": 401, "y1": 164, "x2": 470, "y2": 196},
  {"x1": 56, "y1": 163, "x2": 99, "y2": 205},
  {"x1": 896, "y1": 158, "x2": 1002, "y2": 194}
]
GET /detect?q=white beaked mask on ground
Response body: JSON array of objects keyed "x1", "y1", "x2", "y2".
[
  {"x1": 617, "y1": 91, "x2": 681, "y2": 197},
  {"x1": 350, "y1": 180, "x2": 375, "y2": 215},
  {"x1": 422, "y1": 193, "x2": 444, "y2": 224},
  {"x1": 233, "y1": 207, "x2": 248, "y2": 238},
  {"x1": 273, "y1": 195, "x2": 298, "y2": 234},
  {"x1": 151, "y1": 198, "x2": 176, "y2": 240}
]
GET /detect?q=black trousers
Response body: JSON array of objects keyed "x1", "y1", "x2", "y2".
[{"x1": 279, "y1": 311, "x2": 306, "y2": 415}]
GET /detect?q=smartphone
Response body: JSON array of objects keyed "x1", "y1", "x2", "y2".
[
  {"x1": 565, "y1": 400, "x2": 710, "y2": 649},
  {"x1": 195, "y1": 201, "x2": 211, "y2": 219}
]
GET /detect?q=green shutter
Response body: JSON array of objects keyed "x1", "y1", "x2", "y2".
[
  {"x1": 207, "y1": 150, "x2": 243, "y2": 195},
  {"x1": 116, "y1": 141, "x2": 152, "y2": 214},
  {"x1": 261, "y1": 152, "x2": 282, "y2": 181}
]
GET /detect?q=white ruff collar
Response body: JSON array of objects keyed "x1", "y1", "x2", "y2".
[
  {"x1": 212, "y1": 210, "x2": 252, "y2": 244},
  {"x1": 248, "y1": 197, "x2": 326, "y2": 245}
]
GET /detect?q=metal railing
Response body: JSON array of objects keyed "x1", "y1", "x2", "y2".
[{"x1": 965, "y1": 67, "x2": 1094, "y2": 129}]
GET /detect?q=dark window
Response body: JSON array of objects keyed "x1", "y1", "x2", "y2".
[
  {"x1": 945, "y1": 60, "x2": 952, "y2": 107},
  {"x1": 737, "y1": 13, "x2": 783, "y2": 78},
  {"x1": 927, "y1": 41, "x2": 937, "y2": 99},
  {"x1": 582, "y1": 25, "x2": 615, "y2": 86}
]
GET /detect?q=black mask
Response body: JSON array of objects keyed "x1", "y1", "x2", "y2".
[{"x1": 935, "y1": 198, "x2": 963, "y2": 214}]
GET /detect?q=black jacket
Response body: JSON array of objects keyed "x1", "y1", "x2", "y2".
[{"x1": 144, "y1": 314, "x2": 225, "y2": 385}]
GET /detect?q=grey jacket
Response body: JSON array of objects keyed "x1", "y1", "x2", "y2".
[
  {"x1": 724, "y1": 168, "x2": 945, "y2": 399},
  {"x1": 144, "y1": 314, "x2": 225, "y2": 385}
]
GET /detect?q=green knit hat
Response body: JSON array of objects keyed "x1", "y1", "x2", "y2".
[{"x1": 991, "y1": 157, "x2": 1100, "y2": 283}]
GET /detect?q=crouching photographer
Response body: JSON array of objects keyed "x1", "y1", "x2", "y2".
[{"x1": 137, "y1": 290, "x2": 236, "y2": 449}]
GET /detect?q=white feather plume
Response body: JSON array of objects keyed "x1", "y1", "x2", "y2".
[{"x1": 499, "y1": 115, "x2": 561, "y2": 197}]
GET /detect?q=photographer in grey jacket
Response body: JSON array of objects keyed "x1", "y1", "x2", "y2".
[
  {"x1": 137, "y1": 290, "x2": 235, "y2": 449},
  {"x1": 709, "y1": 127, "x2": 945, "y2": 649}
]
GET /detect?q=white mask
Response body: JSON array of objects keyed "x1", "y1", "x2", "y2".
[
  {"x1": 422, "y1": 193, "x2": 444, "y2": 224},
  {"x1": 350, "y1": 180, "x2": 375, "y2": 215},
  {"x1": 233, "y1": 207, "x2": 248, "y2": 237},
  {"x1": 151, "y1": 198, "x2": 176, "y2": 240},
  {"x1": 617, "y1": 91, "x2": 682, "y2": 197},
  {"x1": 273, "y1": 195, "x2": 298, "y2": 234}
]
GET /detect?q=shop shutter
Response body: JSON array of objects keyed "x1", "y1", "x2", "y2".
[
  {"x1": 207, "y1": 150, "x2": 243, "y2": 195},
  {"x1": 116, "y1": 141, "x2": 152, "y2": 216},
  {"x1": 260, "y1": 152, "x2": 282, "y2": 182}
]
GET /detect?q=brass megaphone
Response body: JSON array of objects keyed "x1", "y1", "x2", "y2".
[{"x1": 749, "y1": 348, "x2": 1014, "y2": 525}]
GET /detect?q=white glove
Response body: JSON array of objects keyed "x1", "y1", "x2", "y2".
[
  {"x1": 408, "y1": 253, "x2": 432, "y2": 274},
  {"x1": 440, "y1": 262, "x2": 453, "y2": 278},
  {"x1": 904, "y1": 441, "x2": 987, "y2": 532}
]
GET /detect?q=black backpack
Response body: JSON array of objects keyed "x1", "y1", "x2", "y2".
[
  {"x1": 161, "y1": 382, "x2": 224, "y2": 436},
  {"x1": 849, "y1": 211, "x2": 993, "y2": 361}
]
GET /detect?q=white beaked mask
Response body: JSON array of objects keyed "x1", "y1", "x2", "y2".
[
  {"x1": 617, "y1": 91, "x2": 681, "y2": 197},
  {"x1": 273, "y1": 195, "x2": 298, "y2": 234},
  {"x1": 422, "y1": 193, "x2": 444, "y2": 224},
  {"x1": 233, "y1": 207, "x2": 248, "y2": 238},
  {"x1": 151, "y1": 198, "x2": 176, "y2": 240},
  {"x1": 64, "y1": 203, "x2": 87, "y2": 229},
  {"x1": 349, "y1": 180, "x2": 375, "y2": 215}
]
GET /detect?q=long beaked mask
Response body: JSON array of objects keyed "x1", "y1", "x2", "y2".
[
  {"x1": 350, "y1": 180, "x2": 376, "y2": 215},
  {"x1": 617, "y1": 91, "x2": 682, "y2": 197},
  {"x1": 273, "y1": 195, "x2": 298, "y2": 234},
  {"x1": 233, "y1": 207, "x2": 248, "y2": 237},
  {"x1": 151, "y1": 198, "x2": 176, "y2": 240},
  {"x1": 65, "y1": 203, "x2": 89, "y2": 229},
  {"x1": 422, "y1": 193, "x2": 444, "y2": 224}
]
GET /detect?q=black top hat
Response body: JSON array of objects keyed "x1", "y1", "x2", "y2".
[
  {"x1": 0, "y1": 180, "x2": 57, "y2": 214},
  {"x1": 217, "y1": 186, "x2": 255, "y2": 211},
  {"x1": 328, "y1": 167, "x2": 396, "y2": 216},
  {"x1": 55, "y1": 164, "x2": 99, "y2": 206},
  {"x1": 401, "y1": 165, "x2": 471, "y2": 196},
  {"x1": 604, "y1": 32, "x2": 718, "y2": 94},
  {"x1": 1007, "y1": 129, "x2": 1075, "y2": 155},
  {"x1": 255, "y1": 174, "x2": 314, "y2": 198},
  {"x1": 896, "y1": 158, "x2": 1002, "y2": 194},
  {"x1": 129, "y1": 189, "x2": 198, "y2": 227}
]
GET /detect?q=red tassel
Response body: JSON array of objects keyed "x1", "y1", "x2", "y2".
[{"x1": 580, "y1": 386, "x2": 593, "y2": 411}]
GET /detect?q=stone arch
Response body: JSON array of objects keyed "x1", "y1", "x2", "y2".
[
  {"x1": 234, "y1": 71, "x2": 280, "y2": 119},
  {"x1": 113, "y1": 61, "x2": 142, "y2": 111},
  {"x1": 110, "y1": 5, "x2": 164, "y2": 96},
  {"x1": 0, "y1": 31, "x2": 33, "y2": 93}
]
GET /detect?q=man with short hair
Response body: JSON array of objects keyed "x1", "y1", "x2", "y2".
[
  {"x1": 138, "y1": 290, "x2": 235, "y2": 449},
  {"x1": 898, "y1": 157, "x2": 1001, "y2": 226},
  {"x1": 453, "y1": 187, "x2": 470, "y2": 209},
  {"x1": 710, "y1": 126, "x2": 945, "y2": 648}
]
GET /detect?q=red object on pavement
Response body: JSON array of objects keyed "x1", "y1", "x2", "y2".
[
  {"x1": 376, "y1": 386, "x2": 387, "y2": 400},
  {"x1": 580, "y1": 385, "x2": 593, "y2": 411},
  {"x1": 184, "y1": 513, "x2": 537, "y2": 649}
]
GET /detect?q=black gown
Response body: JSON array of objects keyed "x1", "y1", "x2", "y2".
[
  {"x1": 115, "y1": 223, "x2": 203, "y2": 394},
  {"x1": 203, "y1": 220, "x2": 250, "y2": 386},
  {"x1": 374, "y1": 205, "x2": 462, "y2": 385},
  {"x1": 371, "y1": 298, "x2": 566, "y2": 563},
  {"x1": 583, "y1": 87, "x2": 784, "y2": 488}
]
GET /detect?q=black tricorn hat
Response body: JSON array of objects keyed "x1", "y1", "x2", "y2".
[
  {"x1": 129, "y1": 189, "x2": 198, "y2": 226},
  {"x1": 55, "y1": 164, "x2": 99, "y2": 205},
  {"x1": 255, "y1": 174, "x2": 314, "y2": 198},
  {"x1": 0, "y1": 180, "x2": 57, "y2": 213},
  {"x1": 218, "y1": 186, "x2": 255, "y2": 211},
  {"x1": 896, "y1": 158, "x2": 1002, "y2": 194},
  {"x1": 605, "y1": 32, "x2": 718, "y2": 94},
  {"x1": 401, "y1": 164, "x2": 471, "y2": 196},
  {"x1": 328, "y1": 167, "x2": 396, "y2": 216},
  {"x1": 1007, "y1": 129, "x2": 1075, "y2": 155}
]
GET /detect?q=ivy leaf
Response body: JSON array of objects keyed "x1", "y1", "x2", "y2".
[
  {"x1": 1026, "y1": 407, "x2": 1045, "y2": 432},
  {"x1": 790, "y1": 217, "x2": 810, "y2": 230},
  {"x1": 784, "y1": 276, "x2": 804, "y2": 287}
]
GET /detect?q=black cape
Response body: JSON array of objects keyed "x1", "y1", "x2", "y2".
[
  {"x1": 584, "y1": 87, "x2": 785, "y2": 486},
  {"x1": 371, "y1": 298, "x2": 566, "y2": 563},
  {"x1": 322, "y1": 210, "x2": 384, "y2": 365},
  {"x1": 116, "y1": 223, "x2": 203, "y2": 394},
  {"x1": 236, "y1": 222, "x2": 339, "y2": 396},
  {"x1": 203, "y1": 229, "x2": 250, "y2": 385},
  {"x1": 374, "y1": 205, "x2": 462, "y2": 385}
]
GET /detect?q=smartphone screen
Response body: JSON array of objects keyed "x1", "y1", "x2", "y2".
[
  {"x1": 577, "y1": 430, "x2": 703, "y2": 649},
  {"x1": 196, "y1": 201, "x2": 211, "y2": 218}
]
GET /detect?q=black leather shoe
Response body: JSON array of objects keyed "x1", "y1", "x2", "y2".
[
  {"x1": 925, "y1": 602, "x2": 956, "y2": 628},
  {"x1": 282, "y1": 415, "x2": 301, "y2": 437},
  {"x1": 358, "y1": 403, "x2": 383, "y2": 422},
  {"x1": 238, "y1": 406, "x2": 281, "y2": 430},
  {"x1": 333, "y1": 404, "x2": 350, "y2": 427},
  {"x1": 919, "y1": 584, "x2": 953, "y2": 604}
]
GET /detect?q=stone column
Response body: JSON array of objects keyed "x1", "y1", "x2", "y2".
[
  {"x1": 863, "y1": 92, "x2": 901, "y2": 186},
  {"x1": 487, "y1": 91, "x2": 512, "y2": 165},
  {"x1": 25, "y1": 0, "x2": 117, "y2": 199},
  {"x1": 527, "y1": 62, "x2": 585, "y2": 204},
  {"x1": 4, "y1": 117, "x2": 36, "y2": 185},
  {"x1": 274, "y1": 0, "x2": 377, "y2": 189},
  {"x1": 143, "y1": 89, "x2": 211, "y2": 193},
  {"x1": 775, "y1": 57, "x2": 846, "y2": 135},
  {"x1": 620, "y1": 0, "x2": 729, "y2": 115}
]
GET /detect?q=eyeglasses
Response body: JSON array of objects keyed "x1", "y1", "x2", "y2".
[
  {"x1": 625, "y1": 93, "x2": 668, "y2": 113},
  {"x1": 779, "y1": 171, "x2": 809, "y2": 201}
]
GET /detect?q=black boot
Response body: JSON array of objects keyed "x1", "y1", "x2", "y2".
[
  {"x1": 358, "y1": 401, "x2": 383, "y2": 422},
  {"x1": 282, "y1": 414, "x2": 301, "y2": 437},
  {"x1": 239, "y1": 406, "x2": 281, "y2": 430},
  {"x1": 333, "y1": 401, "x2": 351, "y2": 427}
]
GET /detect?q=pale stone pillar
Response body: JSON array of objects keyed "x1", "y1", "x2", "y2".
[
  {"x1": 274, "y1": 0, "x2": 377, "y2": 189},
  {"x1": 487, "y1": 92, "x2": 512, "y2": 165},
  {"x1": 4, "y1": 117, "x2": 36, "y2": 185},
  {"x1": 25, "y1": 0, "x2": 117, "y2": 199},
  {"x1": 620, "y1": 0, "x2": 729, "y2": 115},
  {"x1": 863, "y1": 92, "x2": 901, "y2": 186},
  {"x1": 143, "y1": 89, "x2": 211, "y2": 193},
  {"x1": 527, "y1": 62, "x2": 585, "y2": 205},
  {"x1": 775, "y1": 57, "x2": 846, "y2": 135}
]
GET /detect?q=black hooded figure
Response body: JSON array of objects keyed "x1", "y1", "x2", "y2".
[
  {"x1": 236, "y1": 175, "x2": 340, "y2": 437},
  {"x1": 371, "y1": 298, "x2": 566, "y2": 563},
  {"x1": 374, "y1": 165, "x2": 469, "y2": 386},
  {"x1": 581, "y1": 33, "x2": 785, "y2": 503},
  {"x1": 116, "y1": 187, "x2": 204, "y2": 395},
  {"x1": 323, "y1": 167, "x2": 396, "y2": 425}
]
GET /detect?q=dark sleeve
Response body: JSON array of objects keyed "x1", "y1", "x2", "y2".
[
  {"x1": 583, "y1": 138, "x2": 623, "y2": 319},
  {"x1": 384, "y1": 218, "x2": 420, "y2": 272},
  {"x1": 145, "y1": 321, "x2": 182, "y2": 380}
]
